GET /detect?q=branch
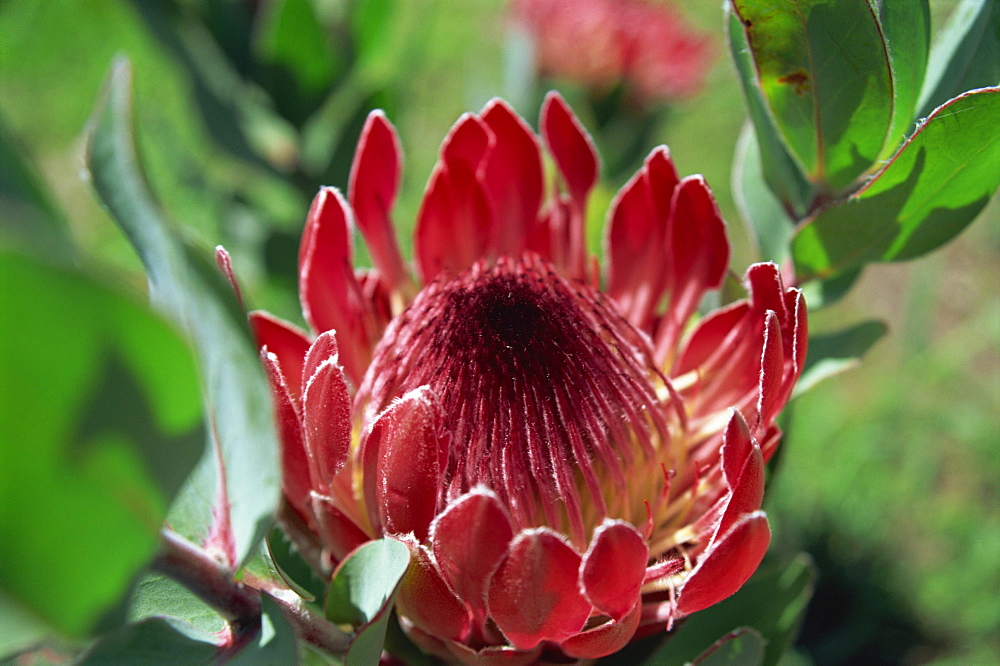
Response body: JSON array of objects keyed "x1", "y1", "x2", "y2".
[{"x1": 152, "y1": 527, "x2": 351, "y2": 657}]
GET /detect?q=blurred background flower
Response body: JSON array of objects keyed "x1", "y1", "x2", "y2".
[{"x1": 510, "y1": 0, "x2": 712, "y2": 103}]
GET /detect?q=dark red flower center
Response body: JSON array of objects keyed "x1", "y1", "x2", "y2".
[{"x1": 360, "y1": 255, "x2": 670, "y2": 544}]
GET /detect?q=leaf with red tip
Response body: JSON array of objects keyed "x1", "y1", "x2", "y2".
[
  {"x1": 298, "y1": 187, "x2": 367, "y2": 383},
  {"x1": 366, "y1": 387, "x2": 447, "y2": 540},
  {"x1": 580, "y1": 521, "x2": 648, "y2": 621},
  {"x1": 214, "y1": 245, "x2": 244, "y2": 309},
  {"x1": 480, "y1": 99, "x2": 544, "y2": 256},
  {"x1": 348, "y1": 111, "x2": 409, "y2": 292},
  {"x1": 560, "y1": 601, "x2": 641, "y2": 659},
  {"x1": 301, "y1": 351, "x2": 352, "y2": 492},
  {"x1": 541, "y1": 92, "x2": 598, "y2": 210},
  {"x1": 487, "y1": 528, "x2": 591, "y2": 650},
  {"x1": 261, "y1": 351, "x2": 311, "y2": 518},
  {"x1": 250, "y1": 311, "x2": 311, "y2": 401},
  {"x1": 395, "y1": 544, "x2": 471, "y2": 642},
  {"x1": 431, "y1": 488, "x2": 515, "y2": 614},
  {"x1": 676, "y1": 512, "x2": 770, "y2": 616}
]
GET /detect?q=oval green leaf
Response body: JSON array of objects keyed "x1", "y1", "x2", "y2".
[
  {"x1": 792, "y1": 86, "x2": 1000, "y2": 281},
  {"x1": 730, "y1": 0, "x2": 896, "y2": 189},
  {"x1": 325, "y1": 538, "x2": 410, "y2": 666},
  {"x1": 726, "y1": 6, "x2": 813, "y2": 216}
]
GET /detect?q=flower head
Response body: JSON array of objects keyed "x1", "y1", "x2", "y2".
[
  {"x1": 511, "y1": 0, "x2": 714, "y2": 103},
  {"x1": 250, "y1": 93, "x2": 806, "y2": 662}
]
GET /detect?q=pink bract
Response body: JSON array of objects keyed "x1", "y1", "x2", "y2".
[{"x1": 244, "y1": 93, "x2": 807, "y2": 662}]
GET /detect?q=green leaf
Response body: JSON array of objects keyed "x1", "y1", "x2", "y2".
[
  {"x1": 352, "y1": 0, "x2": 396, "y2": 75},
  {"x1": 127, "y1": 574, "x2": 226, "y2": 639},
  {"x1": 694, "y1": 628, "x2": 766, "y2": 666},
  {"x1": 84, "y1": 57, "x2": 281, "y2": 565},
  {"x1": 0, "y1": 252, "x2": 203, "y2": 639},
  {"x1": 917, "y1": 0, "x2": 1000, "y2": 119},
  {"x1": 732, "y1": 122, "x2": 796, "y2": 263},
  {"x1": 794, "y1": 320, "x2": 888, "y2": 397},
  {"x1": 267, "y1": 528, "x2": 328, "y2": 604},
  {"x1": 730, "y1": 0, "x2": 896, "y2": 189},
  {"x1": 77, "y1": 617, "x2": 219, "y2": 665},
  {"x1": 0, "y1": 116, "x2": 73, "y2": 259},
  {"x1": 325, "y1": 538, "x2": 410, "y2": 666},
  {"x1": 113, "y1": 580, "x2": 296, "y2": 665},
  {"x1": 640, "y1": 555, "x2": 816, "y2": 666},
  {"x1": 872, "y1": 0, "x2": 930, "y2": 159},
  {"x1": 255, "y1": 0, "x2": 341, "y2": 122},
  {"x1": 792, "y1": 87, "x2": 1000, "y2": 281},
  {"x1": 229, "y1": 596, "x2": 300, "y2": 665},
  {"x1": 726, "y1": 6, "x2": 812, "y2": 216},
  {"x1": 797, "y1": 265, "x2": 863, "y2": 310}
]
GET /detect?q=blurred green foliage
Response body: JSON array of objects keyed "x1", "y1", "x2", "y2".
[{"x1": 0, "y1": 0, "x2": 997, "y2": 663}]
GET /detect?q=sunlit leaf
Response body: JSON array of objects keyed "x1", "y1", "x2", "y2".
[
  {"x1": 127, "y1": 574, "x2": 226, "y2": 639},
  {"x1": 77, "y1": 617, "x2": 219, "y2": 665},
  {"x1": 917, "y1": 0, "x2": 1000, "y2": 119},
  {"x1": 726, "y1": 6, "x2": 812, "y2": 216},
  {"x1": 792, "y1": 87, "x2": 1000, "y2": 281},
  {"x1": 797, "y1": 265, "x2": 863, "y2": 310},
  {"x1": 85, "y1": 57, "x2": 281, "y2": 565},
  {"x1": 325, "y1": 538, "x2": 410, "y2": 666},
  {"x1": 730, "y1": 0, "x2": 896, "y2": 189},
  {"x1": 873, "y1": 0, "x2": 930, "y2": 159},
  {"x1": 794, "y1": 320, "x2": 888, "y2": 397},
  {"x1": 0, "y1": 252, "x2": 203, "y2": 639}
]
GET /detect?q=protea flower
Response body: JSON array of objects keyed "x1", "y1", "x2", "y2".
[
  {"x1": 248, "y1": 93, "x2": 806, "y2": 662},
  {"x1": 510, "y1": 0, "x2": 713, "y2": 103}
]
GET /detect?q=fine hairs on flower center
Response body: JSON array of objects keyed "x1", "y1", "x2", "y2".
[{"x1": 359, "y1": 254, "x2": 671, "y2": 546}]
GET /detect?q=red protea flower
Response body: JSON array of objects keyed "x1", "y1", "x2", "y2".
[
  {"x1": 511, "y1": 0, "x2": 714, "y2": 103},
  {"x1": 249, "y1": 93, "x2": 806, "y2": 662}
]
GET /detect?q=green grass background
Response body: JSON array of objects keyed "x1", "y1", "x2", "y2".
[{"x1": 1, "y1": 0, "x2": 996, "y2": 662}]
